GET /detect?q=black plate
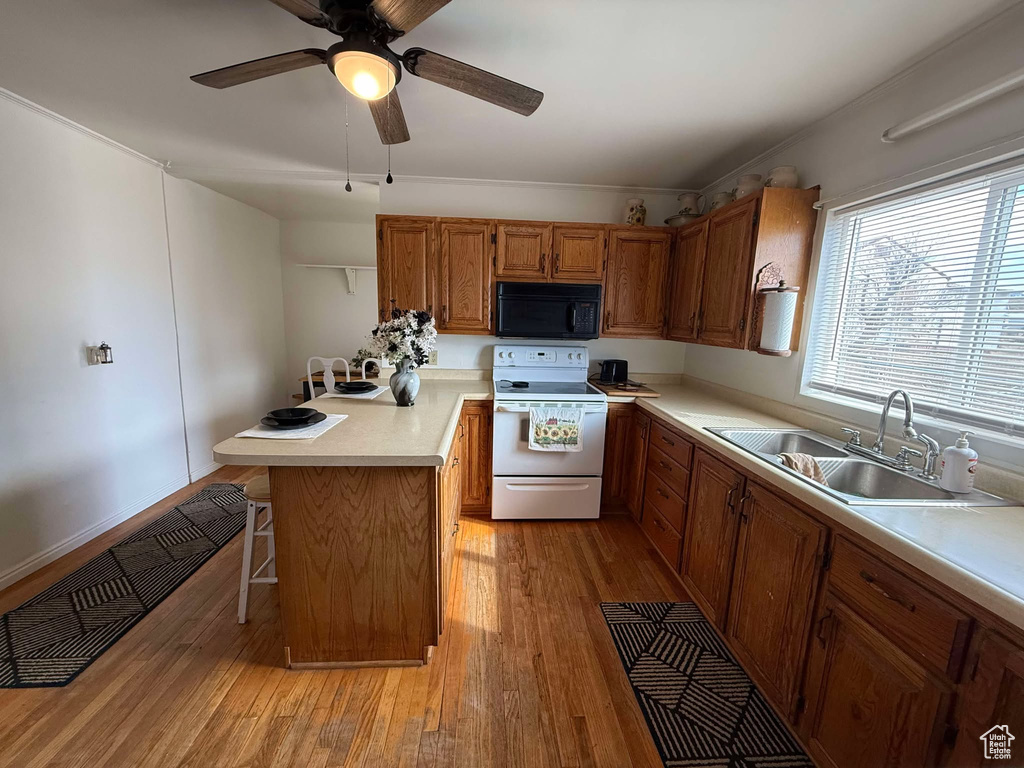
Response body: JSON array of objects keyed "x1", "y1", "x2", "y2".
[
  {"x1": 261, "y1": 411, "x2": 327, "y2": 430},
  {"x1": 335, "y1": 381, "x2": 377, "y2": 393},
  {"x1": 267, "y1": 407, "x2": 319, "y2": 424}
]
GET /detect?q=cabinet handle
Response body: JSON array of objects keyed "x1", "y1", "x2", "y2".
[
  {"x1": 453, "y1": 457, "x2": 460, "y2": 466},
  {"x1": 460, "y1": 422, "x2": 466, "y2": 439},
  {"x1": 697, "y1": 310, "x2": 705, "y2": 335},
  {"x1": 660, "y1": 435, "x2": 676, "y2": 447},
  {"x1": 653, "y1": 516, "x2": 665, "y2": 531},
  {"x1": 725, "y1": 487, "x2": 737, "y2": 511},
  {"x1": 688, "y1": 312, "x2": 696, "y2": 334},
  {"x1": 442, "y1": 304, "x2": 449, "y2": 324},
  {"x1": 605, "y1": 310, "x2": 612, "y2": 329},
  {"x1": 816, "y1": 609, "x2": 834, "y2": 648},
  {"x1": 555, "y1": 252, "x2": 561, "y2": 272},
  {"x1": 656, "y1": 487, "x2": 670, "y2": 499},
  {"x1": 659, "y1": 460, "x2": 671, "y2": 470},
  {"x1": 540, "y1": 254, "x2": 547, "y2": 273},
  {"x1": 859, "y1": 571, "x2": 916, "y2": 612},
  {"x1": 738, "y1": 492, "x2": 752, "y2": 522}
]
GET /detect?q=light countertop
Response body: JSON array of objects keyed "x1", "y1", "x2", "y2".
[{"x1": 213, "y1": 376, "x2": 1024, "y2": 632}]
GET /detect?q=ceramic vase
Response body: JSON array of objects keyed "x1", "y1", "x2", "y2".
[
  {"x1": 709, "y1": 191, "x2": 735, "y2": 211},
  {"x1": 389, "y1": 359, "x2": 420, "y2": 407},
  {"x1": 733, "y1": 174, "x2": 763, "y2": 199},
  {"x1": 625, "y1": 198, "x2": 647, "y2": 225},
  {"x1": 764, "y1": 165, "x2": 799, "y2": 188},
  {"x1": 675, "y1": 192, "x2": 706, "y2": 216}
]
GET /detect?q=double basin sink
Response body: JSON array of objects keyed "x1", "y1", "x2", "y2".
[{"x1": 707, "y1": 428, "x2": 1016, "y2": 507}]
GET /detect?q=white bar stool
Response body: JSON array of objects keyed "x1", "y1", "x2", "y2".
[{"x1": 238, "y1": 473, "x2": 277, "y2": 624}]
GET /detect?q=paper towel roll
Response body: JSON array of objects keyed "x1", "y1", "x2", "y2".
[{"x1": 759, "y1": 290, "x2": 798, "y2": 354}]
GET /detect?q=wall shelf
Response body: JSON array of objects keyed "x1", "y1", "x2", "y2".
[{"x1": 297, "y1": 264, "x2": 377, "y2": 294}]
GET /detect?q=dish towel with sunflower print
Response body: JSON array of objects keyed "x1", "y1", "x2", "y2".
[{"x1": 528, "y1": 406, "x2": 584, "y2": 452}]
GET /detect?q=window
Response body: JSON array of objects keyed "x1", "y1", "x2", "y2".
[{"x1": 804, "y1": 163, "x2": 1024, "y2": 436}]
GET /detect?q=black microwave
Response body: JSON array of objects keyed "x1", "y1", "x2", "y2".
[{"x1": 495, "y1": 282, "x2": 601, "y2": 339}]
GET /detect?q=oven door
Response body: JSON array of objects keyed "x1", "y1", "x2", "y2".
[{"x1": 491, "y1": 401, "x2": 607, "y2": 477}]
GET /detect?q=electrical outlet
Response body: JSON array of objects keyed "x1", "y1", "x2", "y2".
[{"x1": 428, "y1": 350, "x2": 438, "y2": 366}]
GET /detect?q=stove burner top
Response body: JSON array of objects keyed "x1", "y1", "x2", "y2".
[{"x1": 511, "y1": 381, "x2": 529, "y2": 389}]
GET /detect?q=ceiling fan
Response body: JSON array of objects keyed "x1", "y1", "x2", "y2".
[{"x1": 190, "y1": 0, "x2": 544, "y2": 145}]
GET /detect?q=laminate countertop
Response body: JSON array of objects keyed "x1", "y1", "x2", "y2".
[
  {"x1": 212, "y1": 380, "x2": 492, "y2": 467},
  {"x1": 213, "y1": 377, "x2": 1024, "y2": 631},
  {"x1": 624, "y1": 383, "x2": 1024, "y2": 634}
]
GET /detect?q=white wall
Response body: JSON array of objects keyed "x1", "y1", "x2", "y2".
[
  {"x1": 281, "y1": 220, "x2": 379, "y2": 388},
  {"x1": 164, "y1": 176, "x2": 288, "y2": 479},
  {"x1": 0, "y1": 94, "x2": 189, "y2": 586},
  {"x1": 683, "y1": 5, "x2": 1024, "y2": 467}
]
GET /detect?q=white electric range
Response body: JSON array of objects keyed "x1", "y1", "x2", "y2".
[{"x1": 490, "y1": 344, "x2": 608, "y2": 520}]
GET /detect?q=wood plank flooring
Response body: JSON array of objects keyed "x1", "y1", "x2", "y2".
[{"x1": 0, "y1": 467, "x2": 687, "y2": 767}]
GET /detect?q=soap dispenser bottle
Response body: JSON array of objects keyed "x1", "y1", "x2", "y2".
[{"x1": 938, "y1": 430, "x2": 978, "y2": 493}]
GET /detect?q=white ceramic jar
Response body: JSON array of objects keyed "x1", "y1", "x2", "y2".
[
  {"x1": 734, "y1": 174, "x2": 762, "y2": 198},
  {"x1": 765, "y1": 165, "x2": 799, "y2": 188}
]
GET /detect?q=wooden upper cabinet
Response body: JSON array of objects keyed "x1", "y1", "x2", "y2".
[
  {"x1": 801, "y1": 594, "x2": 951, "y2": 768},
  {"x1": 666, "y1": 220, "x2": 708, "y2": 343},
  {"x1": 603, "y1": 227, "x2": 672, "y2": 338},
  {"x1": 377, "y1": 216, "x2": 436, "y2": 320},
  {"x1": 438, "y1": 219, "x2": 494, "y2": 334},
  {"x1": 552, "y1": 225, "x2": 606, "y2": 283},
  {"x1": 726, "y1": 482, "x2": 827, "y2": 717},
  {"x1": 495, "y1": 222, "x2": 552, "y2": 280},
  {"x1": 949, "y1": 631, "x2": 1024, "y2": 766},
  {"x1": 699, "y1": 196, "x2": 757, "y2": 348},
  {"x1": 682, "y1": 450, "x2": 745, "y2": 628}
]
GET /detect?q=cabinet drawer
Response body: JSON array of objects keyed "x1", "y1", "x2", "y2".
[
  {"x1": 647, "y1": 445, "x2": 691, "y2": 499},
  {"x1": 829, "y1": 536, "x2": 971, "y2": 677},
  {"x1": 643, "y1": 469, "x2": 685, "y2": 533},
  {"x1": 649, "y1": 423, "x2": 693, "y2": 469},
  {"x1": 641, "y1": 503, "x2": 682, "y2": 569}
]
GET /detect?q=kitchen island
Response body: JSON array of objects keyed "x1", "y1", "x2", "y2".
[{"x1": 213, "y1": 380, "x2": 491, "y2": 668}]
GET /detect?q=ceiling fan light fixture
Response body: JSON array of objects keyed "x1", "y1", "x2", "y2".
[{"x1": 328, "y1": 40, "x2": 400, "y2": 101}]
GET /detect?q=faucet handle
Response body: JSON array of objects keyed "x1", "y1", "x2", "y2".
[
  {"x1": 894, "y1": 446, "x2": 924, "y2": 470},
  {"x1": 840, "y1": 427, "x2": 861, "y2": 446}
]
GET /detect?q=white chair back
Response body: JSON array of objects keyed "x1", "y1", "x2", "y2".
[
  {"x1": 360, "y1": 358, "x2": 384, "y2": 379},
  {"x1": 306, "y1": 357, "x2": 351, "y2": 401}
]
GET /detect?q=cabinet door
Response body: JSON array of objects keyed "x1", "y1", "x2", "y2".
[
  {"x1": 726, "y1": 482, "x2": 826, "y2": 716},
  {"x1": 377, "y1": 216, "x2": 436, "y2": 320},
  {"x1": 665, "y1": 220, "x2": 708, "y2": 342},
  {"x1": 438, "y1": 220, "x2": 494, "y2": 334},
  {"x1": 459, "y1": 401, "x2": 492, "y2": 513},
  {"x1": 625, "y1": 410, "x2": 651, "y2": 521},
  {"x1": 949, "y1": 630, "x2": 1024, "y2": 766},
  {"x1": 682, "y1": 450, "x2": 744, "y2": 628},
  {"x1": 603, "y1": 229, "x2": 671, "y2": 338},
  {"x1": 552, "y1": 225, "x2": 606, "y2": 283},
  {"x1": 495, "y1": 222, "x2": 552, "y2": 279},
  {"x1": 699, "y1": 197, "x2": 757, "y2": 348},
  {"x1": 600, "y1": 403, "x2": 633, "y2": 510},
  {"x1": 802, "y1": 595, "x2": 951, "y2": 768}
]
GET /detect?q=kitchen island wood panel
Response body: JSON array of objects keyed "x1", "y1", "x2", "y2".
[{"x1": 270, "y1": 464, "x2": 439, "y2": 667}]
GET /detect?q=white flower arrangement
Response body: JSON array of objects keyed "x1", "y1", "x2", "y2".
[{"x1": 361, "y1": 306, "x2": 437, "y2": 368}]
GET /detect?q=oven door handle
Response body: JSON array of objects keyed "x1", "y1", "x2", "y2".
[
  {"x1": 495, "y1": 404, "x2": 607, "y2": 414},
  {"x1": 568, "y1": 302, "x2": 578, "y2": 332},
  {"x1": 504, "y1": 483, "x2": 592, "y2": 492}
]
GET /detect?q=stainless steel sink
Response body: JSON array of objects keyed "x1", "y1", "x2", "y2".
[{"x1": 706, "y1": 427, "x2": 1018, "y2": 507}]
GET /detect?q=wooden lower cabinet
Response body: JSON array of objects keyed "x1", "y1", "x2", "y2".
[
  {"x1": 727, "y1": 482, "x2": 826, "y2": 716},
  {"x1": 949, "y1": 630, "x2": 1024, "y2": 766},
  {"x1": 682, "y1": 450, "x2": 744, "y2": 628},
  {"x1": 437, "y1": 427, "x2": 462, "y2": 635},
  {"x1": 802, "y1": 594, "x2": 952, "y2": 768},
  {"x1": 601, "y1": 403, "x2": 633, "y2": 511},
  {"x1": 459, "y1": 400, "x2": 492, "y2": 514},
  {"x1": 626, "y1": 410, "x2": 651, "y2": 521}
]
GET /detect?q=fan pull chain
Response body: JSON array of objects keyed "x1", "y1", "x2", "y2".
[
  {"x1": 386, "y1": 69, "x2": 394, "y2": 184},
  {"x1": 344, "y1": 94, "x2": 352, "y2": 193}
]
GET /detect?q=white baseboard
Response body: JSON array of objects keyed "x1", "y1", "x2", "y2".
[
  {"x1": 0, "y1": 473, "x2": 191, "y2": 592},
  {"x1": 189, "y1": 460, "x2": 222, "y2": 483}
]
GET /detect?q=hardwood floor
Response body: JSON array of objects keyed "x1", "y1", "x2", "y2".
[{"x1": 0, "y1": 468, "x2": 686, "y2": 768}]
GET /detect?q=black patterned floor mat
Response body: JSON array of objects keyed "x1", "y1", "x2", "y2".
[
  {"x1": 0, "y1": 483, "x2": 246, "y2": 687},
  {"x1": 601, "y1": 602, "x2": 813, "y2": 768}
]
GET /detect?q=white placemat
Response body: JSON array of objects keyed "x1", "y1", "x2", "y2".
[
  {"x1": 319, "y1": 386, "x2": 388, "y2": 400},
  {"x1": 235, "y1": 414, "x2": 348, "y2": 439}
]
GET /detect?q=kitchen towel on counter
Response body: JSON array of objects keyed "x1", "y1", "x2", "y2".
[
  {"x1": 778, "y1": 452, "x2": 828, "y2": 486},
  {"x1": 528, "y1": 406, "x2": 583, "y2": 452},
  {"x1": 236, "y1": 414, "x2": 348, "y2": 439},
  {"x1": 318, "y1": 387, "x2": 388, "y2": 400}
]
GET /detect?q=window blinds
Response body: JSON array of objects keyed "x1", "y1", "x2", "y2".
[{"x1": 804, "y1": 164, "x2": 1024, "y2": 435}]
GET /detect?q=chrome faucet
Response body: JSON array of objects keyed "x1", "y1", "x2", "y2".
[{"x1": 841, "y1": 389, "x2": 940, "y2": 478}]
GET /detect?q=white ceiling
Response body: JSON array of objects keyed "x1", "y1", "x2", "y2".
[
  {"x1": 190, "y1": 175, "x2": 380, "y2": 221},
  {"x1": 0, "y1": 0, "x2": 1011, "y2": 188}
]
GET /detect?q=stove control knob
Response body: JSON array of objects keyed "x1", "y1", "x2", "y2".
[
  {"x1": 509, "y1": 351, "x2": 516, "y2": 359},
  {"x1": 498, "y1": 351, "x2": 505, "y2": 359}
]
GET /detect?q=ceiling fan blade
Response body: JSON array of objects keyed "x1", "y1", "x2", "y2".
[
  {"x1": 191, "y1": 49, "x2": 326, "y2": 89},
  {"x1": 402, "y1": 48, "x2": 542, "y2": 116},
  {"x1": 371, "y1": 0, "x2": 450, "y2": 33},
  {"x1": 368, "y1": 90, "x2": 411, "y2": 144},
  {"x1": 266, "y1": 0, "x2": 329, "y2": 27}
]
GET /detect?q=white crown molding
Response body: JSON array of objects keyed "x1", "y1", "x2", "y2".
[
  {"x1": 164, "y1": 163, "x2": 696, "y2": 196},
  {"x1": 699, "y1": 0, "x2": 1024, "y2": 195},
  {"x1": 0, "y1": 87, "x2": 164, "y2": 169}
]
